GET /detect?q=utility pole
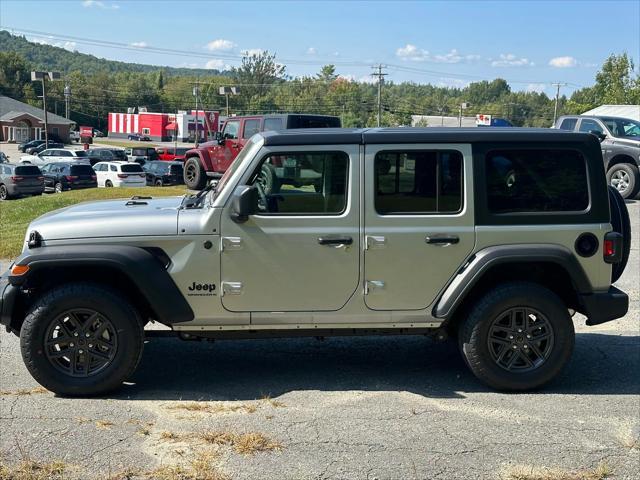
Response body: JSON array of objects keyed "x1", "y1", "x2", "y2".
[
  {"x1": 371, "y1": 64, "x2": 388, "y2": 127},
  {"x1": 458, "y1": 102, "x2": 469, "y2": 127},
  {"x1": 193, "y1": 79, "x2": 200, "y2": 147},
  {"x1": 552, "y1": 82, "x2": 567, "y2": 125},
  {"x1": 31, "y1": 71, "x2": 61, "y2": 148},
  {"x1": 64, "y1": 83, "x2": 71, "y2": 119}
]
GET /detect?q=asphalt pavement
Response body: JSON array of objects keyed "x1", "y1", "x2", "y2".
[{"x1": 0, "y1": 202, "x2": 638, "y2": 480}]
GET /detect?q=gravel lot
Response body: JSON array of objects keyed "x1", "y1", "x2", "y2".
[{"x1": 0, "y1": 200, "x2": 638, "y2": 479}]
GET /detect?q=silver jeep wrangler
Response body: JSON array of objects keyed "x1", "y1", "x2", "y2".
[{"x1": 0, "y1": 128, "x2": 630, "y2": 396}]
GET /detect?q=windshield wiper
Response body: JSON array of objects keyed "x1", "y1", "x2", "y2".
[{"x1": 183, "y1": 181, "x2": 218, "y2": 209}]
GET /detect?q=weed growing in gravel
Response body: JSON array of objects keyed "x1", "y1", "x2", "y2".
[
  {"x1": 0, "y1": 459, "x2": 69, "y2": 480},
  {"x1": 0, "y1": 387, "x2": 48, "y2": 396},
  {"x1": 501, "y1": 462, "x2": 612, "y2": 480},
  {"x1": 95, "y1": 420, "x2": 115, "y2": 430},
  {"x1": 160, "y1": 430, "x2": 283, "y2": 456},
  {"x1": 260, "y1": 394, "x2": 286, "y2": 408},
  {"x1": 107, "y1": 451, "x2": 228, "y2": 480},
  {"x1": 166, "y1": 402, "x2": 258, "y2": 415}
]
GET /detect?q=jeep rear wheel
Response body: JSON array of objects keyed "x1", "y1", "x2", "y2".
[
  {"x1": 459, "y1": 282, "x2": 574, "y2": 391},
  {"x1": 607, "y1": 163, "x2": 639, "y2": 199},
  {"x1": 184, "y1": 157, "x2": 207, "y2": 190},
  {"x1": 20, "y1": 283, "x2": 144, "y2": 396}
]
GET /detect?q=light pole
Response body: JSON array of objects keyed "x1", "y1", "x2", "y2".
[
  {"x1": 219, "y1": 86, "x2": 240, "y2": 117},
  {"x1": 458, "y1": 102, "x2": 469, "y2": 127},
  {"x1": 31, "y1": 71, "x2": 61, "y2": 148},
  {"x1": 64, "y1": 83, "x2": 71, "y2": 119}
]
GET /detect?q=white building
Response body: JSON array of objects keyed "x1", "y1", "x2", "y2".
[{"x1": 581, "y1": 105, "x2": 640, "y2": 121}]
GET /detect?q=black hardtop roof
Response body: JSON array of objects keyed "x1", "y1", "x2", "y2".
[
  {"x1": 230, "y1": 113, "x2": 339, "y2": 120},
  {"x1": 259, "y1": 127, "x2": 602, "y2": 146}
]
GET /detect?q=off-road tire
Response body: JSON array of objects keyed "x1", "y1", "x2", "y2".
[
  {"x1": 459, "y1": 282, "x2": 574, "y2": 391},
  {"x1": 608, "y1": 186, "x2": 631, "y2": 283},
  {"x1": 184, "y1": 157, "x2": 207, "y2": 190},
  {"x1": 258, "y1": 163, "x2": 280, "y2": 195},
  {"x1": 20, "y1": 283, "x2": 144, "y2": 396},
  {"x1": 607, "y1": 163, "x2": 639, "y2": 199}
]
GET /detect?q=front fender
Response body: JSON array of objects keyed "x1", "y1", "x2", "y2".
[
  {"x1": 8, "y1": 245, "x2": 194, "y2": 325},
  {"x1": 185, "y1": 148, "x2": 216, "y2": 172}
]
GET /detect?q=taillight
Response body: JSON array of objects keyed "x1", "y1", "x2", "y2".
[
  {"x1": 10, "y1": 176, "x2": 24, "y2": 183},
  {"x1": 37, "y1": 176, "x2": 44, "y2": 180},
  {"x1": 91, "y1": 175, "x2": 97, "y2": 180},
  {"x1": 603, "y1": 232, "x2": 623, "y2": 264},
  {"x1": 117, "y1": 174, "x2": 128, "y2": 179},
  {"x1": 66, "y1": 176, "x2": 78, "y2": 181}
]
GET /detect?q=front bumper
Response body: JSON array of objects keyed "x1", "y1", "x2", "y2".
[
  {"x1": 0, "y1": 271, "x2": 18, "y2": 332},
  {"x1": 580, "y1": 286, "x2": 629, "y2": 326}
]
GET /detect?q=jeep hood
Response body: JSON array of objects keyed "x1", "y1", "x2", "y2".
[{"x1": 27, "y1": 196, "x2": 184, "y2": 241}]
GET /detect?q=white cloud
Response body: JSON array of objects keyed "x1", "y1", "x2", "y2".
[
  {"x1": 491, "y1": 53, "x2": 533, "y2": 67},
  {"x1": 130, "y1": 41, "x2": 147, "y2": 48},
  {"x1": 548, "y1": 56, "x2": 578, "y2": 68},
  {"x1": 81, "y1": 0, "x2": 119, "y2": 9},
  {"x1": 306, "y1": 47, "x2": 317, "y2": 55},
  {"x1": 205, "y1": 59, "x2": 231, "y2": 70},
  {"x1": 206, "y1": 39, "x2": 236, "y2": 51},
  {"x1": 30, "y1": 36, "x2": 77, "y2": 51},
  {"x1": 526, "y1": 83, "x2": 547, "y2": 93},
  {"x1": 436, "y1": 77, "x2": 470, "y2": 89},
  {"x1": 241, "y1": 48, "x2": 264, "y2": 57},
  {"x1": 396, "y1": 44, "x2": 479, "y2": 63},
  {"x1": 338, "y1": 74, "x2": 376, "y2": 84}
]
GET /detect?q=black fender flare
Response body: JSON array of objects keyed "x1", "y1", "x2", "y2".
[
  {"x1": 9, "y1": 245, "x2": 194, "y2": 325},
  {"x1": 433, "y1": 244, "x2": 592, "y2": 319}
]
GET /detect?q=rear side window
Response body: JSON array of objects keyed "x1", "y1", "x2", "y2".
[
  {"x1": 288, "y1": 116, "x2": 341, "y2": 129},
  {"x1": 121, "y1": 164, "x2": 143, "y2": 173},
  {"x1": 559, "y1": 118, "x2": 577, "y2": 130},
  {"x1": 113, "y1": 150, "x2": 127, "y2": 161},
  {"x1": 374, "y1": 150, "x2": 463, "y2": 215},
  {"x1": 485, "y1": 149, "x2": 589, "y2": 213},
  {"x1": 70, "y1": 165, "x2": 95, "y2": 175},
  {"x1": 74, "y1": 150, "x2": 87, "y2": 157},
  {"x1": 15, "y1": 166, "x2": 41, "y2": 176},
  {"x1": 243, "y1": 119, "x2": 261, "y2": 139},
  {"x1": 579, "y1": 119, "x2": 603, "y2": 134},
  {"x1": 263, "y1": 118, "x2": 284, "y2": 131}
]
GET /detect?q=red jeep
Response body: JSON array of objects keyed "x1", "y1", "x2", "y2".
[
  {"x1": 182, "y1": 114, "x2": 341, "y2": 189},
  {"x1": 156, "y1": 147, "x2": 190, "y2": 162}
]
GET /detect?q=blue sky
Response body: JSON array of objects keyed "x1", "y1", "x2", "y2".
[{"x1": 1, "y1": 0, "x2": 639, "y2": 95}]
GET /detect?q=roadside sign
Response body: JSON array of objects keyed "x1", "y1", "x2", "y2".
[{"x1": 476, "y1": 114, "x2": 492, "y2": 126}]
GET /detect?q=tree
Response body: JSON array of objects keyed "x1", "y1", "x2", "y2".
[
  {"x1": 317, "y1": 65, "x2": 337, "y2": 82},
  {"x1": 231, "y1": 51, "x2": 286, "y2": 105},
  {"x1": 593, "y1": 53, "x2": 637, "y2": 104}
]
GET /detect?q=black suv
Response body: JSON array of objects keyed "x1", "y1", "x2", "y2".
[
  {"x1": 29, "y1": 142, "x2": 64, "y2": 155},
  {"x1": 556, "y1": 115, "x2": 640, "y2": 198},
  {"x1": 40, "y1": 162, "x2": 97, "y2": 193},
  {"x1": 143, "y1": 161, "x2": 184, "y2": 186},
  {"x1": 18, "y1": 139, "x2": 45, "y2": 153},
  {"x1": 86, "y1": 148, "x2": 128, "y2": 166},
  {"x1": 0, "y1": 164, "x2": 44, "y2": 200}
]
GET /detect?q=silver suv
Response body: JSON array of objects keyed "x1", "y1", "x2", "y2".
[
  {"x1": 556, "y1": 115, "x2": 640, "y2": 198},
  {"x1": 0, "y1": 128, "x2": 630, "y2": 395}
]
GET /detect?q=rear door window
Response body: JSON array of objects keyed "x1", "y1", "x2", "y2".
[
  {"x1": 559, "y1": 118, "x2": 577, "y2": 130},
  {"x1": 485, "y1": 149, "x2": 589, "y2": 213},
  {"x1": 243, "y1": 119, "x2": 261, "y2": 139},
  {"x1": 374, "y1": 150, "x2": 463, "y2": 214}
]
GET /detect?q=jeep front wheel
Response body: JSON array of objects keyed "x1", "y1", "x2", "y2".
[
  {"x1": 184, "y1": 157, "x2": 207, "y2": 190},
  {"x1": 459, "y1": 282, "x2": 574, "y2": 391},
  {"x1": 20, "y1": 283, "x2": 144, "y2": 396}
]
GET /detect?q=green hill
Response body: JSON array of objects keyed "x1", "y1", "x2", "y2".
[{"x1": 0, "y1": 30, "x2": 228, "y2": 76}]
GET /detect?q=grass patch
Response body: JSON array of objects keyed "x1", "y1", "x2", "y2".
[
  {"x1": 260, "y1": 394, "x2": 286, "y2": 408},
  {"x1": 0, "y1": 186, "x2": 187, "y2": 259},
  {"x1": 166, "y1": 402, "x2": 258, "y2": 415},
  {"x1": 95, "y1": 420, "x2": 115, "y2": 430},
  {"x1": 0, "y1": 387, "x2": 48, "y2": 396},
  {"x1": 106, "y1": 451, "x2": 228, "y2": 480},
  {"x1": 162, "y1": 430, "x2": 283, "y2": 456},
  {"x1": 0, "y1": 459, "x2": 69, "y2": 480},
  {"x1": 501, "y1": 462, "x2": 612, "y2": 480}
]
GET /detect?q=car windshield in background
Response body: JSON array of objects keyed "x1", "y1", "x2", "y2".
[
  {"x1": 70, "y1": 165, "x2": 95, "y2": 175},
  {"x1": 602, "y1": 117, "x2": 640, "y2": 138},
  {"x1": 113, "y1": 150, "x2": 127, "y2": 160},
  {"x1": 175, "y1": 148, "x2": 189, "y2": 155},
  {"x1": 121, "y1": 164, "x2": 143, "y2": 173},
  {"x1": 15, "y1": 166, "x2": 41, "y2": 175}
]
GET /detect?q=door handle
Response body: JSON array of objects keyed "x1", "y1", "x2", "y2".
[
  {"x1": 318, "y1": 236, "x2": 353, "y2": 246},
  {"x1": 425, "y1": 235, "x2": 460, "y2": 246}
]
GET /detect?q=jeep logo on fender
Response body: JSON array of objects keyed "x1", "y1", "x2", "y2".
[{"x1": 187, "y1": 282, "x2": 217, "y2": 296}]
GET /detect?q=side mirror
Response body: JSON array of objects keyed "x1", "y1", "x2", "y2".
[
  {"x1": 215, "y1": 131, "x2": 225, "y2": 145},
  {"x1": 589, "y1": 130, "x2": 606, "y2": 142},
  {"x1": 230, "y1": 185, "x2": 258, "y2": 223}
]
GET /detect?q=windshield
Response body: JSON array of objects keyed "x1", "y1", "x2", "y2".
[
  {"x1": 213, "y1": 135, "x2": 264, "y2": 198},
  {"x1": 602, "y1": 117, "x2": 640, "y2": 138},
  {"x1": 74, "y1": 150, "x2": 88, "y2": 157}
]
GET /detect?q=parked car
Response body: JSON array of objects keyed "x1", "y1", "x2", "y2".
[
  {"x1": 40, "y1": 162, "x2": 97, "y2": 193},
  {"x1": 0, "y1": 163, "x2": 44, "y2": 200},
  {"x1": 69, "y1": 131, "x2": 81, "y2": 142},
  {"x1": 143, "y1": 161, "x2": 184, "y2": 186},
  {"x1": 0, "y1": 152, "x2": 9, "y2": 164},
  {"x1": 127, "y1": 133, "x2": 151, "y2": 141},
  {"x1": 93, "y1": 161, "x2": 146, "y2": 188},
  {"x1": 19, "y1": 139, "x2": 45, "y2": 153},
  {"x1": 86, "y1": 148, "x2": 128, "y2": 166},
  {"x1": 156, "y1": 147, "x2": 189, "y2": 162},
  {"x1": 36, "y1": 148, "x2": 89, "y2": 163},
  {"x1": 556, "y1": 115, "x2": 640, "y2": 198},
  {"x1": 182, "y1": 114, "x2": 341, "y2": 189},
  {"x1": 125, "y1": 147, "x2": 158, "y2": 164},
  {"x1": 0, "y1": 128, "x2": 630, "y2": 396},
  {"x1": 93, "y1": 129, "x2": 105, "y2": 137},
  {"x1": 27, "y1": 142, "x2": 64, "y2": 155}
]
